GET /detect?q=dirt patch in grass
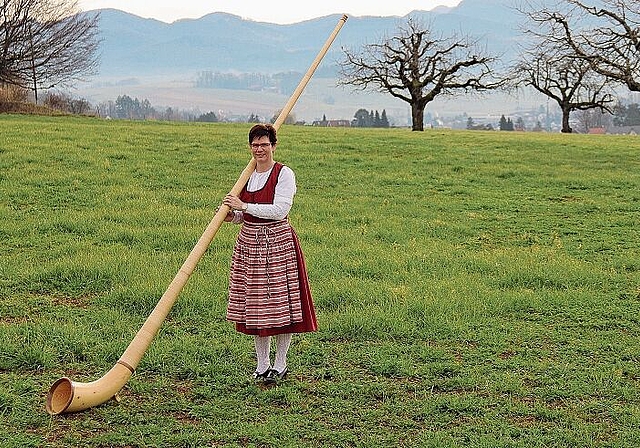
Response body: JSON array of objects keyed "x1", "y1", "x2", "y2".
[
  {"x1": 173, "y1": 411, "x2": 201, "y2": 426},
  {"x1": 0, "y1": 315, "x2": 30, "y2": 325},
  {"x1": 51, "y1": 295, "x2": 93, "y2": 309}
]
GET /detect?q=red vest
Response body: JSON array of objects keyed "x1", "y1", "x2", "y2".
[{"x1": 239, "y1": 162, "x2": 286, "y2": 223}]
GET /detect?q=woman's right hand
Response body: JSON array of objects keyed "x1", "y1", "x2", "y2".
[{"x1": 217, "y1": 206, "x2": 234, "y2": 222}]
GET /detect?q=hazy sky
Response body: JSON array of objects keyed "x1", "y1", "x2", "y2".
[{"x1": 78, "y1": 1, "x2": 463, "y2": 24}]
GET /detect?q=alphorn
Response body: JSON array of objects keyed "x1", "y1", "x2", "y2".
[{"x1": 46, "y1": 14, "x2": 348, "y2": 415}]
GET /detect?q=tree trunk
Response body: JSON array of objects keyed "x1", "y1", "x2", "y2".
[
  {"x1": 32, "y1": 71, "x2": 38, "y2": 104},
  {"x1": 561, "y1": 107, "x2": 572, "y2": 133},
  {"x1": 411, "y1": 102, "x2": 424, "y2": 131},
  {"x1": 29, "y1": 26, "x2": 38, "y2": 104}
]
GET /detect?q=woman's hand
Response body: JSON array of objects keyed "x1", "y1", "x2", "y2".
[
  {"x1": 223, "y1": 194, "x2": 247, "y2": 211},
  {"x1": 216, "y1": 205, "x2": 235, "y2": 222}
]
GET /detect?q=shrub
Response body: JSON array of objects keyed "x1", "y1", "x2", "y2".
[{"x1": 0, "y1": 85, "x2": 29, "y2": 103}]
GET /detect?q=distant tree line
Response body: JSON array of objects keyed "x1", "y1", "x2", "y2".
[
  {"x1": 499, "y1": 115, "x2": 514, "y2": 131},
  {"x1": 95, "y1": 95, "x2": 194, "y2": 121},
  {"x1": 195, "y1": 71, "x2": 302, "y2": 96},
  {"x1": 496, "y1": 115, "x2": 529, "y2": 131},
  {"x1": 612, "y1": 103, "x2": 640, "y2": 127},
  {"x1": 119, "y1": 95, "x2": 153, "y2": 119},
  {"x1": 352, "y1": 108, "x2": 390, "y2": 128},
  {"x1": 196, "y1": 72, "x2": 270, "y2": 90},
  {"x1": 94, "y1": 95, "x2": 289, "y2": 124},
  {"x1": 196, "y1": 111, "x2": 219, "y2": 122}
]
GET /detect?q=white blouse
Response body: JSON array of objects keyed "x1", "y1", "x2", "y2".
[{"x1": 232, "y1": 165, "x2": 296, "y2": 223}]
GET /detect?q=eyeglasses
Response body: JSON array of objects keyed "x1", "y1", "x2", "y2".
[{"x1": 250, "y1": 142, "x2": 272, "y2": 150}]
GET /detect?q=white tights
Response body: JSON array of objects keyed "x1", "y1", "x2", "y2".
[{"x1": 254, "y1": 333, "x2": 292, "y2": 373}]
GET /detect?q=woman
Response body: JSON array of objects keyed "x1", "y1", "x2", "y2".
[{"x1": 222, "y1": 123, "x2": 317, "y2": 384}]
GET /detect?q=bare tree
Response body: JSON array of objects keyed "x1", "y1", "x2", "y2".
[
  {"x1": 0, "y1": 0, "x2": 100, "y2": 102},
  {"x1": 511, "y1": 44, "x2": 615, "y2": 133},
  {"x1": 525, "y1": 0, "x2": 640, "y2": 92},
  {"x1": 338, "y1": 18, "x2": 504, "y2": 131}
]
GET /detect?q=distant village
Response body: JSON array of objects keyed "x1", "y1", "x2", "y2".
[{"x1": 101, "y1": 92, "x2": 639, "y2": 135}]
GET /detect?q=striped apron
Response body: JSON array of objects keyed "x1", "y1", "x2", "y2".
[{"x1": 226, "y1": 163, "x2": 317, "y2": 336}]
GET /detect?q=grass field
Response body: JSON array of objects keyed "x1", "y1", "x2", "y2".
[{"x1": 1, "y1": 114, "x2": 639, "y2": 447}]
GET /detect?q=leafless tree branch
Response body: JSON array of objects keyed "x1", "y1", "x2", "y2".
[{"x1": 521, "y1": 0, "x2": 639, "y2": 91}]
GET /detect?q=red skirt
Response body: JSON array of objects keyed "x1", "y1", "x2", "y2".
[{"x1": 227, "y1": 220, "x2": 317, "y2": 336}]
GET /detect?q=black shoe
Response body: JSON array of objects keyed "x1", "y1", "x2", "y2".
[
  {"x1": 264, "y1": 367, "x2": 287, "y2": 384},
  {"x1": 252, "y1": 369, "x2": 270, "y2": 382}
]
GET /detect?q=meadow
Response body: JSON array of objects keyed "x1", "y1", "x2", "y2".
[{"x1": 0, "y1": 114, "x2": 638, "y2": 447}]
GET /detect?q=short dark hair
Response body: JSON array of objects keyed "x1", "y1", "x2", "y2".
[{"x1": 249, "y1": 123, "x2": 277, "y2": 145}]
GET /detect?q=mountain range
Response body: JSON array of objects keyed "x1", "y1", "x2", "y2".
[
  {"x1": 95, "y1": 0, "x2": 524, "y2": 77},
  {"x1": 77, "y1": 0, "x2": 546, "y2": 124}
]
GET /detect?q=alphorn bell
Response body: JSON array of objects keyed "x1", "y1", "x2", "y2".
[{"x1": 46, "y1": 14, "x2": 348, "y2": 415}]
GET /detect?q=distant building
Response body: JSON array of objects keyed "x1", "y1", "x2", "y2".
[
  {"x1": 311, "y1": 119, "x2": 351, "y2": 127},
  {"x1": 327, "y1": 119, "x2": 351, "y2": 127}
]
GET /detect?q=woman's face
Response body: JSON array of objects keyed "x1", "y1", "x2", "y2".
[{"x1": 250, "y1": 135, "x2": 275, "y2": 163}]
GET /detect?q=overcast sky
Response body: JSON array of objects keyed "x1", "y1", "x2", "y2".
[{"x1": 78, "y1": 1, "x2": 462, "y2": 24}]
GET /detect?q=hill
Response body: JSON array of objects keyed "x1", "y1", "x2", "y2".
[{"x1": 93, "y1": 1, "x2": 523, "y2": 77}]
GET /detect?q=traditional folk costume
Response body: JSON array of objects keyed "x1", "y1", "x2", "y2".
[{"x1": 226, "y1": 162, "x2": 317, "y2": 337}]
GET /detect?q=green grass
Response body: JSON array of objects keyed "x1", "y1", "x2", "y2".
[{"x1": 1, "y1": 114, "x2": 639, "y2": 447}]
